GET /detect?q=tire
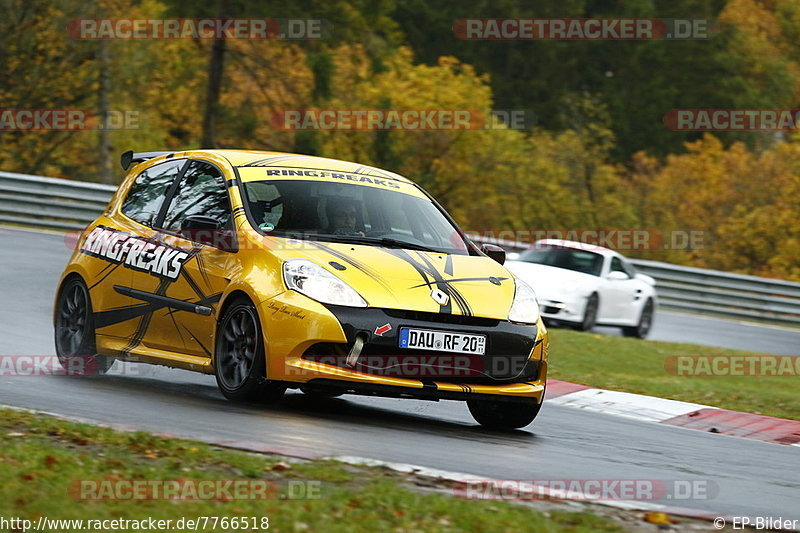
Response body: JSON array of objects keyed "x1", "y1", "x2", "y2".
[
  {"x1": 214, "y1": 297, "x2": 285, "y2": 403},
  {"x1": 467, "y1": 397, "x2": 543, "y2": 429},
  {"x1": 577, "y1": 293, "x2": 599, "y2": 332},
  {"x1": 623, "y1": 298, "x2": 654, "y2": 339},
  {"x1": 54, "y1": 277, "x2": 113, "y2": 376}
]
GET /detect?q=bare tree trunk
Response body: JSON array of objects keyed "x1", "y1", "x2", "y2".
[
  {"x1": 201, "y1": 37, "x2": 226, "y2": 148},
  {"x1": 98, "y1": 40, "x2": 113, "y2": 183}
]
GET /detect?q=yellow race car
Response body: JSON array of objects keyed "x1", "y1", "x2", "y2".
[{"x1": 54, "y1": 150, "x2": 548, "y2": 428}]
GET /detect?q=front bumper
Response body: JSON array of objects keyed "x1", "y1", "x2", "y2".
[
  {"x1": 261, "y1": 293, "x2": 548, "y2": 402},
  {"x1": 538, "y1": 294, "x2": 587, "y2": 323}
]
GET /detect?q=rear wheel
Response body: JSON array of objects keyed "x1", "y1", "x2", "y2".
[
  {"x1": 577, "y1": 293, "x2": 599, "y2": 331},
  {"x1": 54, "y1": 277, "x2": 113, "y2": 376},
  {"x1": 623, "y1": 298, "x2": 654, "y2": 339},
  {"x1": 215, "y1": 297, "x2": 285, "y2": 402},
  {"x1": 467, "y1": 398, "x2": 543, "y2": 429}
]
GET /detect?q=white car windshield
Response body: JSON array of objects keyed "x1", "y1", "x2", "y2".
[
  {"x1": 517, "y1": 247, "x2": 604, "y2": 276},
  {"x1": 242, "y1": 179, "x2": 470, "y2": 255}
]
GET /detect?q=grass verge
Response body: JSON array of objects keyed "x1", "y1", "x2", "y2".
[
  {"x1": 0, "y1": 408, "x2": 636, "y2": 533},
  {"x1": 548, "y1": 327, "x2": 799, "y2": 420}
]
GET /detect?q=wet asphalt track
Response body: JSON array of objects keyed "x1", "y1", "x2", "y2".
[{"x1": 0, "y1": 226, "x2": 798, "y2": 521}]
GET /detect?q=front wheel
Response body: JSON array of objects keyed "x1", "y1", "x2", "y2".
[
  {"x1": 467, "y1": 398, "x2": 543, "y2": 429},
  {"x1": 54, "y1": 277, "x2": 113, "y2": 376},
  {"x1": 623, "y1": 298, "x2": 654, "y2": 339},
  {"x1": 577, "y1": 293, "x2": 599, "y2": 331},
  {"x1": 215, "y1": 297, "x2": 285, "y2": 403}
]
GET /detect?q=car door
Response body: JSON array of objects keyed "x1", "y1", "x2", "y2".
[
  {"x1": 605, "y1": 256, "x2": 639, "y2": 323},
  {"x1": 127, "y1": 159, "x2": 236, "y2": 358},
  {"x1": 88, "y1": 158, "x2": 186, "y2": 351}
]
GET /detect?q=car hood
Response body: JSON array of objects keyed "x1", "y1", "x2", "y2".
[
  {"x1": 504, "y1": 260, "x2": 598, "y2": 299},
  {"x1": 273, "y1": 240, "x2": 516, "y2": 319}
]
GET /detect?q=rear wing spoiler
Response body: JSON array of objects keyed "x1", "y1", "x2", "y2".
[{"x1": 120, "y1": 150, "x2": 174, "y2": 171}]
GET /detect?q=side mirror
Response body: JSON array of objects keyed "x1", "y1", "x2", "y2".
[
  {"x1": 480, "y1": 243, "x2": 506, "y2": 265},
  {"x1": 607, "y1": 270, "x2": 629, "y2": 281},
  {"x1": 180, "y1": 215, "x2": 237, "y2": 252},
  {"x1": 181, "y1": 214, "x2": 221, "y2": 231}
]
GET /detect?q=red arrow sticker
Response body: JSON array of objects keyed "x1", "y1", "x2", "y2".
[{"x1": 374, "y1": 323, "x2": 392, "y2": 336}]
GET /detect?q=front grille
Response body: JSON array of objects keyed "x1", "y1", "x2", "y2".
[{"x1": 382, "y1": 309, "x2": 499, "y2": 327}]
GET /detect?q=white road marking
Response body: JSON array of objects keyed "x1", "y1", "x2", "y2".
[{"x1": 547, "y1": 388, "x2": 715, "y2": 423}]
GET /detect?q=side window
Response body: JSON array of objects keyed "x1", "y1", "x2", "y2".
[
  {"x1": 121, "y1": 160, "x2": 184, "y2": 227},
  {"x1": 621, "y1": 259, "x2": 637, "y2": 278},
  {"x1": 161, "y1": 161, "x2": 231, "y2": 232},
  {"x1": 245, "y1": 182, "x2": 284, "y2": 230},
  {"x1": 610, "y1": 257, "x2": 629, "y2": 276}
]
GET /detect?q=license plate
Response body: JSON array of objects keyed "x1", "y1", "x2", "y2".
[{"x1": 398, "y1": 328, "x2": 486, "y2": 355}]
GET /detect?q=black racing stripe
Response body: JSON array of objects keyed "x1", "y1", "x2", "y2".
[
  {"x1": 93, "y1": 303, "x2": 153, "y2": 330},
  {"x1": 413, "y1": 251, "x2": 473, "y2": 316},
  {"x1": 113, "y1": 286, "x2": 213, "y2": 315},
  {"x1": 180, "y1": 323, "x2": 212, "y2": 357},
  {"x1": 122, "y1": 277, "x2": 171, "y2": 353},
  {"x1": 181, "y1": 266, "x2": 207, "y2": 300},
  {"x1": 88, "y1": 262, "x2": 123, "y2": 290},
  {"x1": 240, "y1": 155, "x2": 302, "y2": 167},
  {"x1": 308, "y1": 242, "x2": 394, "y2": 292},
  {"x1": 444, "y1": 254, "x2": 454, "y2": 276},
  {"x1": 354, "y1": 165, "x2": 404, "y2": 182},
  {"x1": 162, "y1": 291, "x2": 222, "y2": 317},
  {"x1": 407, "y1": 276, "x2": 509, "y2": 289},
  {"x1": 382, "y1": 248, "x2": 451, "y2": 314},
  {"x1": 166, "y1": 309, "x2": 187, "y2": 348},
  {"x1": 193, "y1": 252, "x2": 211, "y2": 289},
  {"x1": 450, "y1": 289, "x2": 473, "y2": 317},
  {"x1": 119, "y1": 246, "x2": 202, "y2": 353}
]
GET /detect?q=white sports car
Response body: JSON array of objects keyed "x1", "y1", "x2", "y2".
[{"x1": 505, "y1": 239, "x2": 657, "y2": 338}]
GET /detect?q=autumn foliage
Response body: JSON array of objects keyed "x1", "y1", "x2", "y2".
[{"x1": 0, "y1": 0, "x2": 798, "y2": 280}]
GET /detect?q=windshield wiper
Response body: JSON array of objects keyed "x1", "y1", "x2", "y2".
[{"x1": 295, "y1": 233, "x2": 444, "y2": 253}]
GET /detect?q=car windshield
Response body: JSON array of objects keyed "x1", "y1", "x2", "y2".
[
  {"x1": 516, "y1": 247, "x2": 604, "y2": 276},
  {"x1": 242, "y1": 179, "x2": 470, "y2": 254}
]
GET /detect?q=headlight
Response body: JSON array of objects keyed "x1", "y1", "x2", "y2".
[
  {"x1": 283, "y1": 259, "x2": 367, "y2": 307},
  {"x1": 508, "y1": 278, "x2": 540, "y2": 324}
]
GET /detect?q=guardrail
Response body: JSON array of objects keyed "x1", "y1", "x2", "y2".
[
  {"x1": 0, "y1": 171, "x2": 115, "y2": 230},
  {"x1": 472, "y1": 235, "x2": 800, "y2": 326},
  {"x1": 2, "y1": 171, "x2": 799, "y2": 326}
]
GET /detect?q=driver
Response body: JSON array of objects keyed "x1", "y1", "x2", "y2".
[{"x1": 326, "y1": 198, "x2": 364, "y2": 236}]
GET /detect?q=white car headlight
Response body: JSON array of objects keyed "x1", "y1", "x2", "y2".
[
  {"x1": 283, "y1": 259, "x2": 367, "y2": 307},
  {"x1": 508, "y1": 279, "x2": 540, "y2": 324}
]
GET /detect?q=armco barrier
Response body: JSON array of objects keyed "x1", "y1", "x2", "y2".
[
  {"x1": 1, "y1": 170, "x2": 799, "y2": 326},
  {"x1": 471, "y1": 235, "x2": 800, "y2": 326},
  {"x1": 0, "y1": 171, "x2": 115, "y2": 230}
]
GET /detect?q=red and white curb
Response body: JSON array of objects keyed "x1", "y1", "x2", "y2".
[{"x1": 546, "y1": 380, "x2": 800, "y2": 447}]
